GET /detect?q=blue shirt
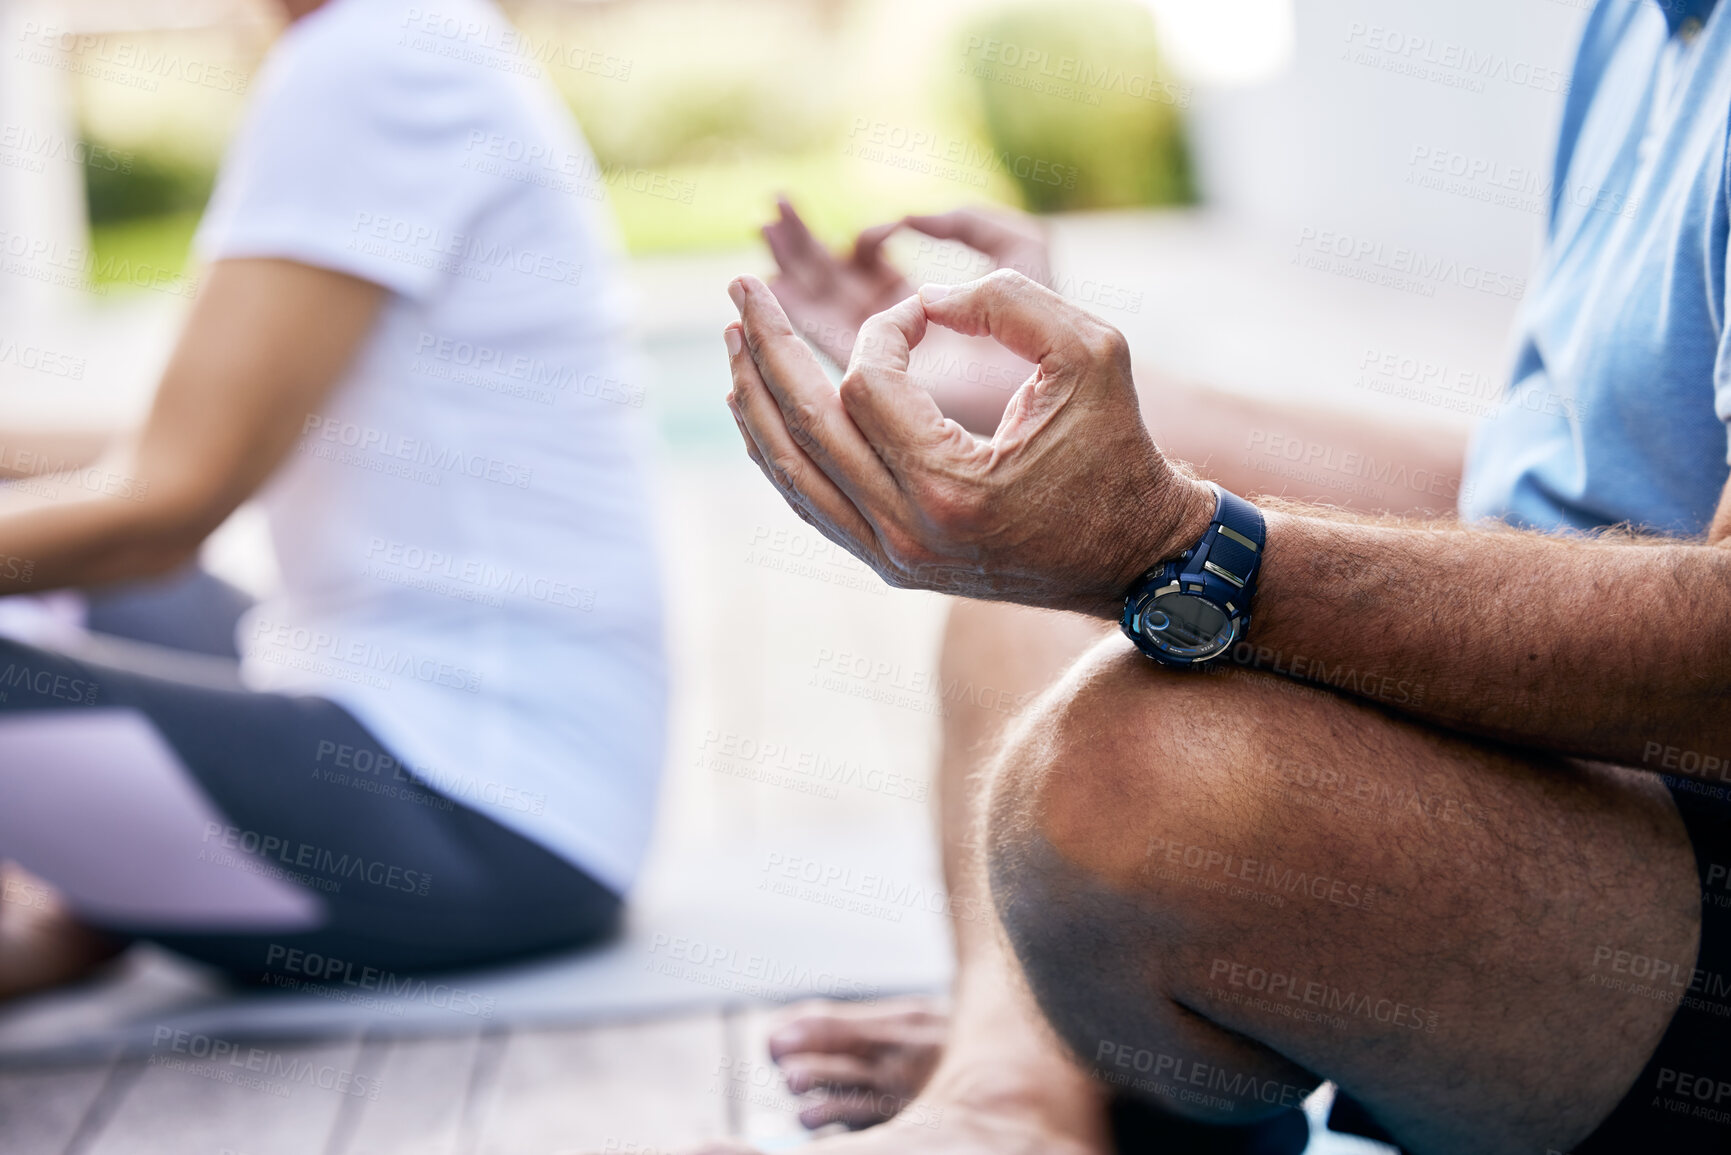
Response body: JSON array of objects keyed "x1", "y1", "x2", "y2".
[{"x1": 1462, "y1": 0, "x2": 1731, "y2": 535}]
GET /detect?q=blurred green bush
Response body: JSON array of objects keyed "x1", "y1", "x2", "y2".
[
  {"x1": 956, "y1": 0, "x2": 1193, "y2": 212},
  {"x1": 82, "y1": 142, "x2": 216, "y2": 225}
]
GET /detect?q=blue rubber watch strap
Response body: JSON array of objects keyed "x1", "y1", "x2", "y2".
[{"x1": 1178, "y1": 484, "x2": 1266, "y2": 591}]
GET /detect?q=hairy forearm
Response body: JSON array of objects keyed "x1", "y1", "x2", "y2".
[{"x1": 1244, "y1": 506, "x2": 1731, "y2": 773}]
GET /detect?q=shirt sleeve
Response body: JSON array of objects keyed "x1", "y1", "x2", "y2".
[
  {"x1": 195, "y1": 7, "x2": 499, "y2": 301},
  {"x1": 1718, "y1": 137, "x2": 1731, "y2": 464}
]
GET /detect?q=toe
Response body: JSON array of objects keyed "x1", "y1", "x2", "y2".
[
  {"x1": 798, "y1": 1088, "x2": 900, "y2": 1131},
  {"x1": 781, "y1": 1052, "x2": 879, "y2": 1094},
  {"x1": 769, "y1": 1009, "x2": 872, "y2": 1061}
]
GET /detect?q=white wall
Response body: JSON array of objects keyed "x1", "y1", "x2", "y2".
[{"x1": 1187, "y1": 0, "x2": 1589, "y2": 274}]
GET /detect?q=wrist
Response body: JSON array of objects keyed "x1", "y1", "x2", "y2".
[
  {"x1": 1149, "y1": 476, "x2": 1220, "y2": 571},
  {"x1": 1119, "y1": 482, "x2": 1267, "y2": 667},
  {"x1": 1090, "y1": 475, "x2": 1217, "y2": 619}
]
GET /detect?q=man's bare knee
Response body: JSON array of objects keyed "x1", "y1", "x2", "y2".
[{"x1": 984, "y1": 639, "x2": 1316, "y2": 1122}]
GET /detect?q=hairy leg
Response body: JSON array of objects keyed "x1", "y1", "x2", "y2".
[{"x1": 988, "y1": 639, "x2": 1700, "y2": 1154}]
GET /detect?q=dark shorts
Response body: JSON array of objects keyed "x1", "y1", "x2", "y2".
[
  {"x1": 1566, "y1": 772, "x2": 1731, "y2": 1152},
  {"x1": 0, "y1": 569, "x2": 621, "y2": 980}
]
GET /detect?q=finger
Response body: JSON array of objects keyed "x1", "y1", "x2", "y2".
[
  {"x1": 725, "y1": 314, "x2": 884, "y2": 559},
  {"x1": 839, "y1": 296, "x2": 969, "y2": 463},
  {"x1": 761, "y1": 197, "x2": 832, "y2": 293},
  {"x1": 724, "y1": 351, "x2": 768, "y2": 474},
  {"x1": 779, "y1": 1053, "x2": 880, "y2": 1095},
  {"x1": 733, "y1": 276, "x2": 906, "y2": 511},
  {"x1": 918, "y1": 269, "x2": 1110, "y2": 370},
  {"x1": 900, "y1": 207, "x2": 1011, "y2": 252},
  {"x1": 851, "y1": 218, "x2": 904, "y2": 265}
]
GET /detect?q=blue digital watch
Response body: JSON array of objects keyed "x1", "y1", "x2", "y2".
[{"x1": 1120, "y1": 483, "x2": 1266, "y2": 668}]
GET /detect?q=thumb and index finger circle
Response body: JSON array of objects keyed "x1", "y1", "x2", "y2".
[{"x1": 918, "y1": 269, "x2": 1120, "y2": 373}]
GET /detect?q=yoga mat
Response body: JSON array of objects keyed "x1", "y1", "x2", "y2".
[{"x1": 0, "y1": 832, "x2": 954, "y2": 1064}]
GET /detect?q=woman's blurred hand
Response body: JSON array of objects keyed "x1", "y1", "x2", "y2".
[
  {"x1": 762, "y1": 200, "x2": 1053, "y2": 433},
  {"x1": 762, "y1": 201, "x2": 1051, "y2": 365}
]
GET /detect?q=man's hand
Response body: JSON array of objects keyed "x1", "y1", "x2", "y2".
[{"x1": 724, "y1": 269, "x2": 1215, "y2": 617}]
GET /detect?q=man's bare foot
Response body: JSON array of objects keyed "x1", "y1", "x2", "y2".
[
  {"x1": 684, "y1": 1086, "x2": 1111, "y2": 1155},
  {"x1": 767, "y1": 997, "x2": 951, "y2": 1129},
  {"x1": 0, "y1": 865, "x2": 127, "y2": 1001}
]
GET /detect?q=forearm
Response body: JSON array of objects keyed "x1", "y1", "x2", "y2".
[
  {"x1": 1242, "y1": 506, "x2": 1731, "y2": 772},
  {"x1": 1147, "y1": 381, "x2": 1467, "y2": 518},
  {"x1": 0, "y1": 427, "x2": 119, "y2": 479},
  {"x1": 0, "y1": 482, "x2": 204, "y2": 596}
]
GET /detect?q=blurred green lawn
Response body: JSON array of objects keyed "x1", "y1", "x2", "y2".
[
  {"x1": 88, "y1": 149, "x2": 1025, "y2": 286},
  {"x1": 83, "y1": 0, "x2": 1188, "y2": 289}
]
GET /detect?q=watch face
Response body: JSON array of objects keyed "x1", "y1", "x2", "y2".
[{"x1": 1138, "y1": 591, "x2": 1237, "y2": 661}]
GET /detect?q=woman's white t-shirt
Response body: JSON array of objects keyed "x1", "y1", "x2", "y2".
[{"x1": 196, "y1": 0, "x2": 666, "y2": 893}]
